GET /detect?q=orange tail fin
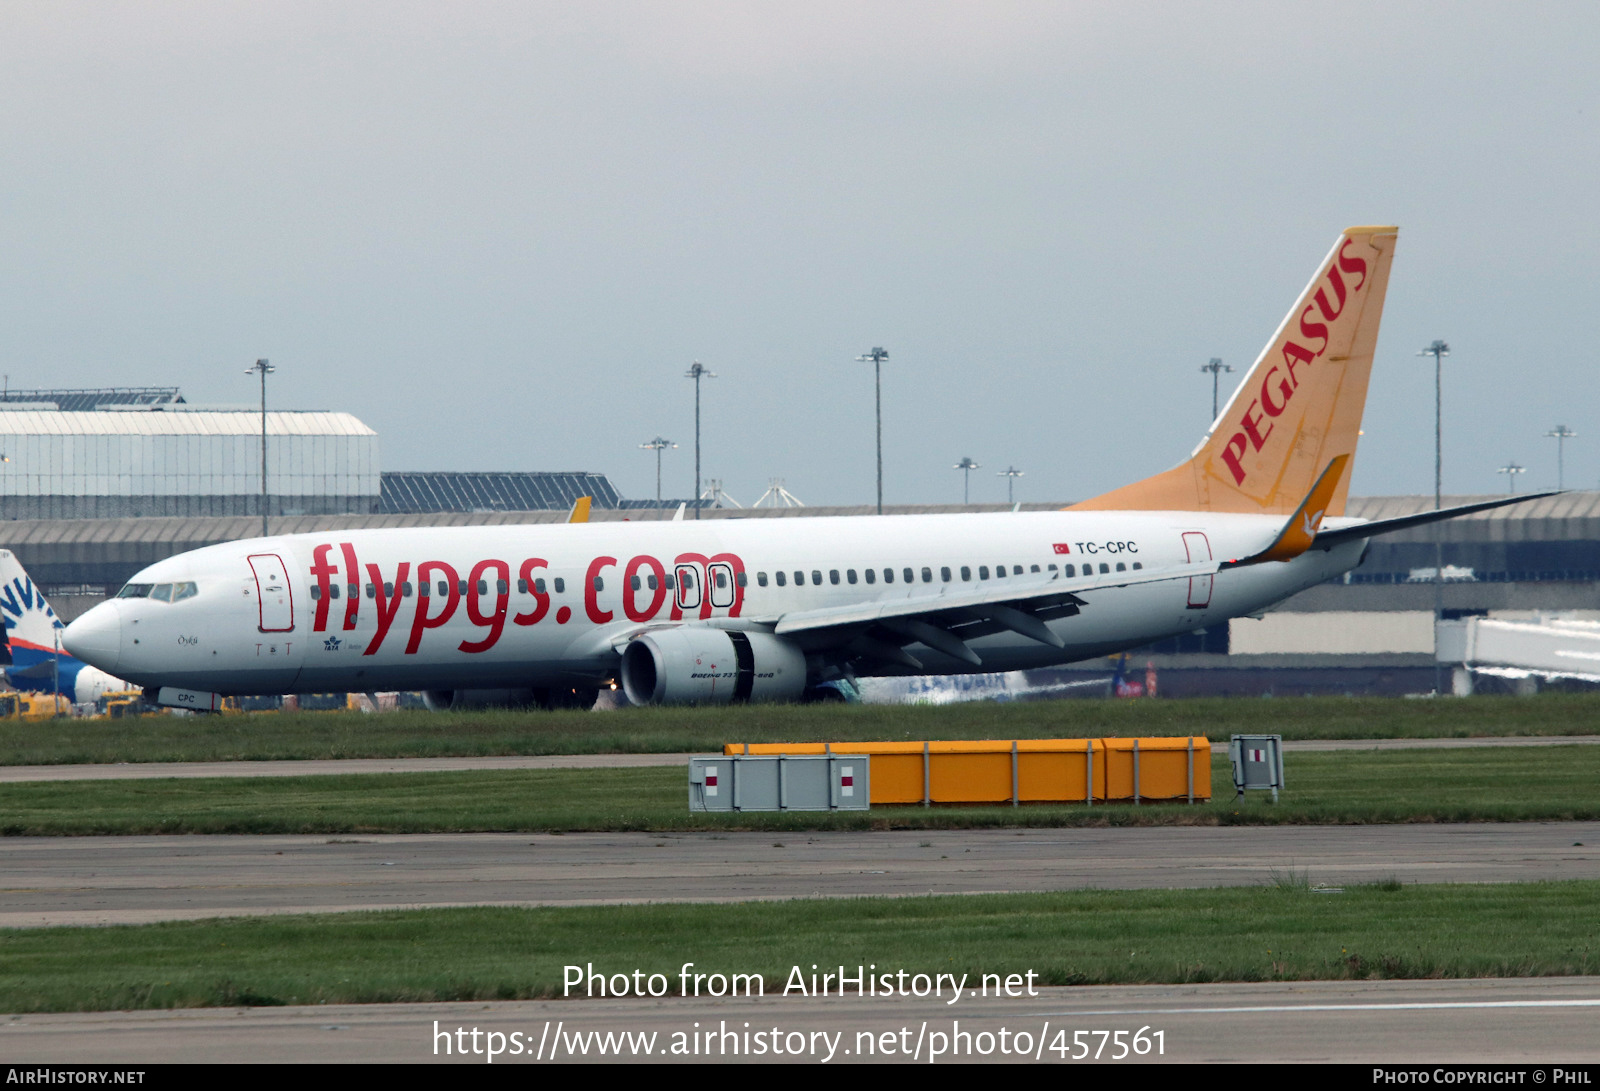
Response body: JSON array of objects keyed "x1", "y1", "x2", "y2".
[{"x1": 1072, "y1": 226, "x2": 1398, "y2": 517}]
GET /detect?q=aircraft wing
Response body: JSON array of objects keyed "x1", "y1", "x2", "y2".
[{"x1": 754, "y1": 560, "x2": 1222, "y2": 669}]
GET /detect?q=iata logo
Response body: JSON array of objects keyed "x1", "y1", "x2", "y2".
[{"x1": 1218, "y1": 240, "x2": 1368, "y2": 486}]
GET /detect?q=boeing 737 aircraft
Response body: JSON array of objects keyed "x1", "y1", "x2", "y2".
[
  {"x1": 62, "y1": 227, "x2": 1546, "y2": 711},
  {"x1": 0, "y1": 550, "x2": 131, "y2": 704}
]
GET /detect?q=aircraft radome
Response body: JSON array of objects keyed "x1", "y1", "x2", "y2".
[{"x1": 61, "y1": 227, "x2": 1547, "y2": 711}]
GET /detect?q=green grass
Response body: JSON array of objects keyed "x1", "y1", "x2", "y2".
[
  {"x1": 7, "y1": 692, "x2": 1600, "y2": 768},
  {"x1": 3, "y1": 882, "x2": 1597, "y2": 1012},
  {"x1": 5, "y1": 745, "x2": 1600, "y2": 835}
]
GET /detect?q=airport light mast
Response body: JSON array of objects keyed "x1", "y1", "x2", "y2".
[
  {"x1": 1200, "y1": 358, "x2": 1232, "y2": 421},
  {"x1": 684, "y1": 362, "x2": 716, "y2": 521},
  {"x1": 1546, "y1": 425, "x2": 1576, "y2": 490},
  {"x1": 1497, "y1": 461, "x2": 1525, "y2": 494},
  {"x1": 245, "y1": 358, "x2": 274, "y2": 539},
  {"x1": 997, "y1": 465, "x2": 1024, "y2": 506},
  {"x1": 639, "y1": 436, "x2": 676, "y2": 502},
  {"x1": 954, "y1": 456, "x2": 980, "y2": 504},
  {"x1": 1417, "y1": 339, "x2": 1450, "y2": 695},
  {"x1": 857, "y1": 347, "x2": 889, "y2": 514}
]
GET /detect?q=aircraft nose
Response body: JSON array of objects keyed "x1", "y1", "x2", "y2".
[{"x1": 63, "y1": 603, "x2": 122, "y2": 673}]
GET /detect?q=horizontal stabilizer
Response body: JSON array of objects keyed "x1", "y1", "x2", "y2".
[{"x1": 1313, "y1": 492, "x2": 1561, "y2": 547}]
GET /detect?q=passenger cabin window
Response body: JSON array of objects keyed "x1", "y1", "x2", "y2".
[
  {"x1": 553, "y1": 578, "x2": 566, "y2": 593},
  {"x1": 940, "y1": 566, "x2": 951, "y2": 582},
  {"x1": 1013, "y1": 566, "x2": 1023, "y2": 576},
  {"x1": 401, "y1": 582, "x2": 414, "y2": 597},
  {"x1": 630, "y1": 575, "x2": 642, "y2": 591},
  {"x1": 1063, "y1": 564, "x2": 1075, "y2": 577},
  {"x1": 757, "y1": 572, "x2": 769, "y2": 587},
  {"x1": 883, "y1": 569, "x2": 894, "y2": 583},
  {"x1": 366, "y1": 584, "x2": 376, "y2": 599},
  {"x1": 438, "y1": 581, "x2": 452, "y2": 596},
  {"x1": 310, "y1": 585, "x2": 322, "y2": 600},
  {"x1": 1132, "y1": 562, "x2": 1143, "y2": 570},
  {"x1": 775, "y1": 571, "x2": 787, "y2": 587},
  {"x1": 865, "y1": 569, "x2": 875, "y2": 584},
  {"x1": 979, "y1": 566, "x2": 989, "y2": 580},
  {"x1": 921, "y1": 567, "x2": 933, "y2": 583},
  {"x1": 478, "y1": 580, "x2": 489, "y2": 595},
  {"x1": 593, "y1": 576, "x2": 605, "y2": 591},
  {"x1": 829, "y1": 570, "x2": 840, "y2": 585},
  {"x1": 811, "y1": 571, "x2": 822, "y2": 585},
  {"x1": 518, "y1": 579, "x2": 528, "y2": 593},
  {"x1": 647, "y1": 574, "x2": 659, "y2": 590},
  {"x1": 995, "y1": 565, "x2": 1006, "y2": 578},
  {"x1": 847, "y1": 569, "x2": 858, "y2": 584},
  {"x1": 1030, "y1": 564, "x2": 1040, "y2": 573},
  {"x1": 497, "y1": 579, "x2": 509, "y2": 595},
  {"x1": 736, "y1": 572, "x2": 747, "y2": 587},
  {"x1": 902, "y1": 568, "x2": 914, "y2": 583},
  {"x1": 794, "y1": 571, "x2": 804, "y2": 586},
  {"x1": 347, "y1": 583, "x2": 358, "y2": 599},
  {"x1": 664, "y1": 575, "x2": 675, "y2": 590},
  {"x1": 960, "y1": 566, "x2": 971, "y2": 581},
  {"x1": 1098, "y1": 563, "x2": 1109, "y2": 574},
  {"x1": 535, "y1": 578, "x2": 548, "y2": 594},
  {"x1": 714, "y1": 570, "x2": 727, "y2": 589}
]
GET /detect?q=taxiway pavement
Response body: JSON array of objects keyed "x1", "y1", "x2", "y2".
[{"x1": 4, "y1": 822, "x2": 1596, "y2": 927}]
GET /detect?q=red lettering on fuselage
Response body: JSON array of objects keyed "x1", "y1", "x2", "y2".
[
  {"x1": 407, "y1": 560, "x2": 460, "y2": 654},
  {"x1": 339, "y1": 543, "x2": 361, "y2": 630},
  {"x1": 307, "y1": 549, "x2": 746, "y2": 655},
  {"x1": 623, "y1": 555, "x2": 668, "y2": 622},
  {"x1": 513, "y1": 558, "x2": 550, "y2": 626},
  {"x1": 362, "y1": 561, "x2": 411, "y2": 656},
  {"x1": 584, "y1": 556, "x2": 617, "y2": 624},
  {"x1": 310, "y1": 544, "x2": 337, "y2": 632},
  {"x1": 459, "y1": 559, "x2": 510, "y2": 653},
  {"x1": 670, "y1": 553, "x2": 713, "y2": 620}
]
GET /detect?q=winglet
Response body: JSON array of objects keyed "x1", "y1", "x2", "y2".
[
  {"x1": 1223, "y1": 455, "x2": 1348, "y2": 567},
  {"x1": 672, "y1": 502, "x2": 686, "y2": 522},
  {"x1": 566, "y1": 496, "x2": 592, "y2": 523}
]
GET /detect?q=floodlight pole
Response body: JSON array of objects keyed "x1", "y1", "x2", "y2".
[
  {"x1": 998, "y1": 465, "x2": 1024, "y2": 505},
  {"x1": 1497, "y1": 461, "x2": 1524, "y2": 495},
  {"x1": 1546, "y1": 425, "x2": 1576, "y2": 491},
  {"x1": 858, "y1": 347, "x2": 889, "y2": 514},
  {"x1": 245, "y1": 358, "x2": 274, "y2": 538},
  {"x1": 640, "y1": 436, "x2": 676, "y2": 502},
  {"x1": 954, "y1": 457, "x2": 980, "y2": 504},
  {"x1": 1200, "y1": 358, "x2": 1232, "y2": 421},
  {"x1": 684, "y1": 363, "x2": 715, "y2": 520},
  {"x1": 1417, "y1": 340, "x2": 1449, "y2": 695}
]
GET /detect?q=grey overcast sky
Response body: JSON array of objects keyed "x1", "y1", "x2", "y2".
[{"x1": 2, "y1": 2, "x2": 1596, "y2": 505}]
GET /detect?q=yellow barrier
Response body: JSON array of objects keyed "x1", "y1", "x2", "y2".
[{"x1": 724, "y1": 738, "x2": 1209, "y2": 805}]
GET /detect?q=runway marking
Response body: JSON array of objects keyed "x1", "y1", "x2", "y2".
[{"x1": 1044, "y1": 998, "x2": 1600, "y2": 1016}]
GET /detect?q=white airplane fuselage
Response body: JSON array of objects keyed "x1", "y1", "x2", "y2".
[{"x1": 63, "y1": 510, "x2": 1366, "y2": 698}]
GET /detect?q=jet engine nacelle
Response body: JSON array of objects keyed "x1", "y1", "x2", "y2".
[{"x1": 620, "y1": 627, "x2": 807, "y2": 706}]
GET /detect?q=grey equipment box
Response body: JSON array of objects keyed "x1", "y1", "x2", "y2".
[
  {"x1": 688, "y1": 755, "x2": 870, "y2": 813},
  {"x1": 1229, "y1": 734, "x2": 1285, "y2": 801}
]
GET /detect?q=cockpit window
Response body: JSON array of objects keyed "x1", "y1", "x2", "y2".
[
  {"x1": 116, "y1": 583, "x2": 153, "y2": 599},
  {"x1": 149, "y1": 584, "x2": 174, "y2": 602},
  {"x1": 171, "y1": 582, "x2": 197, "y2": 602}
]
